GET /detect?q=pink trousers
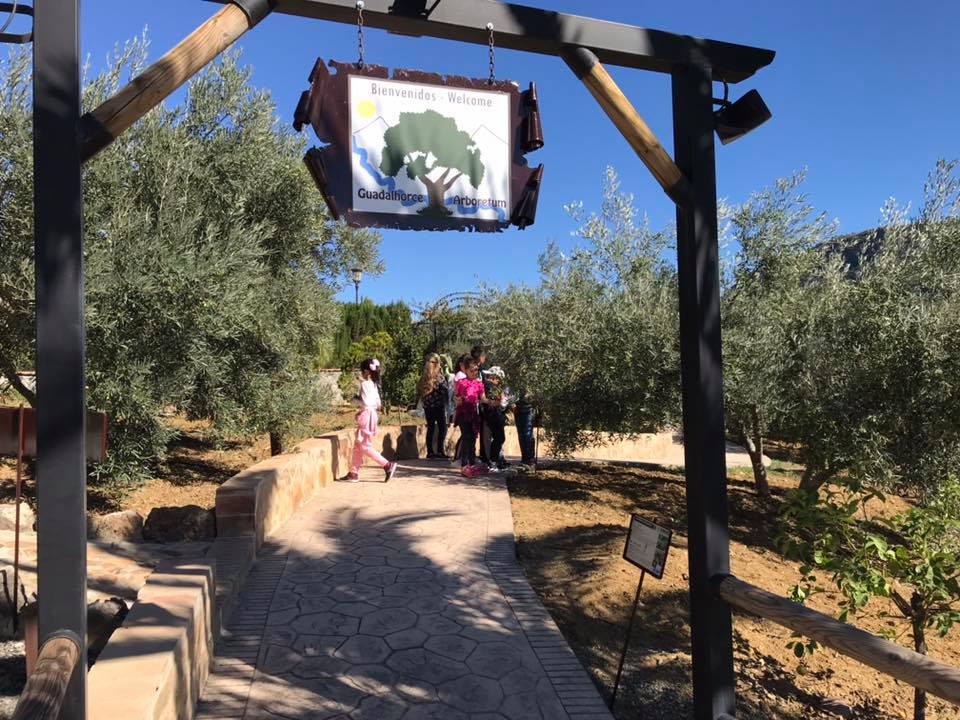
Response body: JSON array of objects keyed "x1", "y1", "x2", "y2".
[{"x1": 350, "y1": 408, "x2": 389, "y2": 474}]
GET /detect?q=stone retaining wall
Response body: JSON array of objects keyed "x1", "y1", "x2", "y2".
[
  {"x1": 88, "y1": 562, "x2": 215, "y2": 720},
  {"x1": 215, "y1": 437, "x2": 335, "y2": 547}
]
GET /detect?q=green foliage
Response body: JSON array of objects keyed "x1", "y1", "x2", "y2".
[
  {"x1": 720, "y1": 171, "x2": 836, "y2": 494},
  {"x1": 380, "y1": 110, "x2": 484, "y2": 188},
  {"x1": 778, "y1": 161, "x2": 960, "y2": 496},
  {"x1": 322, "y1": 300, "x2": 411, "y2": 367},
  {"x1": 327, "y1": 299, "x2": 428, "y2": 409},
  {"x1": 0, "y1": 40, "x2": 382, "y2": 481},
  {"x1": 717, "y1": 163, "x2": 960, "y2": 500},
  {"x1": 476, "y1": 168, "x2": 680, "y2": 453},
  {"x1": 340, "y1": 323, "x2": 429, "y2": 411},
  {"x1": 778, "y1": 476, "x2": 960, "y2": 718},
  {"x1": 343, "y1": 332, "x2": 395, "y2": 371}
]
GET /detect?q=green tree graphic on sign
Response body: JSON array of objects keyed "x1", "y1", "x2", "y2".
[{"x1": 379, "y1": 109, "x2": 485, "y2": 216}]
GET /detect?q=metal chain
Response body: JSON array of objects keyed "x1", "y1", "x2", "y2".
[
  {"x1": 356, "y1": 1, "x2": 365, "y2": 68},
  {"x1": 486, "y1": 22, "x2": 495, "y2": 84}
]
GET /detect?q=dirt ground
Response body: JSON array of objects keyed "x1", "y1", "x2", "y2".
[{"x1": 507, "y1": 460, "x2": 960, "y2": 720}]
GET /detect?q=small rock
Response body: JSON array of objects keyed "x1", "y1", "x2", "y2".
[
  {"x1": 87, "y1": 510, "x2": 144, "y2": 543},
  {"x1": 21, "y1": 597, "x2": 128, "y2": 671},
  {"x1": 819, "y1": 698, "x2": 855, "y2": 719},
  {"x1": 143, "y1": 505, "x2": 215, "y2": 543},
  {"x1": 0, "y1": 503, "x2": 34, "y2": 532},
  {"x1": 87, "y1": 598, "x2": 128, "y2": 664}
]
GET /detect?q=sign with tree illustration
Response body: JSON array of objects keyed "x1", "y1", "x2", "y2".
[{"x1": 294, "y1": 60, "x2": 544, "y2": 232}]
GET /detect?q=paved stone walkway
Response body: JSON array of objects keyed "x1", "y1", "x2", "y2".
[{"x1": 196, "y1": 460, "x2": 613, "y2": 720}]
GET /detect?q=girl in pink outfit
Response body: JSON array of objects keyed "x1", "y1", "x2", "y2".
[
  {"x1": 454, "y1": 358, "x2": 489, "y2": 475},
  {"x1": 346, "y1": 358, "x2": 398, "y2": 483}
]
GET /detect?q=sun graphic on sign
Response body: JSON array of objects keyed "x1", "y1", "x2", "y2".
[{"x1": 356, "y1": 100, "x2": 376, "y2": 119}]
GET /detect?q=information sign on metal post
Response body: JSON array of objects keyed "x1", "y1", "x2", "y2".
[
  {"x1": 611, "y1": 514, "x2": 673, "y2": 708},
  {"x1": 623, "y1": 514, "x2": 672, "y2": 579}
]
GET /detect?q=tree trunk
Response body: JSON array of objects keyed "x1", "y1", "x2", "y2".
[
  {"x1": 912, "y1": 599, "x2": 927, "y2": 720},
  {"x1": 740, "y1": 406, "x2": 769, "y2": 497},
  {"x1": 798, "y1": 465, "x2": 832, "y2": 494},
  {"x1": 419, "y1": 175, "x2": 447, "y2": 210},
  {"x1": 418, "y1": 170, "x2": 461, "y2": 215},
  {"x1": 0, "y1": 358, "x2": 36, "y2": 407},
  {"x1": 269, "y1": 431, "x2": 283, "y2": 457}
]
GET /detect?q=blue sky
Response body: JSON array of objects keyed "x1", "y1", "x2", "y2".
[{"x1": 80, "y1": 1, "x2": 960, "y2": 307}]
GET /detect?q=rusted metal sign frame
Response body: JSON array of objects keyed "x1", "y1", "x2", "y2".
[{"x1": 295, "y1": 59, "x2": 543, "y2": 231}]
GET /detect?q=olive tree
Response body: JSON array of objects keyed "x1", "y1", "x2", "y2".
[
  {"x1": 782, "y1": 161, "x2": 960, "y2": 496},
  {"x1": 0, "y1": 39, "x2": 382, "y2": 480},
  {"x1": 720, "y1": 171, "x2": 836, "y2": 495},
  {"x1": 476, "y1": 168, "x2": 680, "y2": 453}
]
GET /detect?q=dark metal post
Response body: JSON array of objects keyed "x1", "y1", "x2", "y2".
[
  {"x1": 33, "y1": 0, "x2": 88, "y2": 716},
  {"x1": 671, "y1": 62, "x2": 735, "y2": 719},
  {"x1": 610, "y1": 570, "x2": 646, "y2": 708},
  {"x1": 354, "y1": 281, "x2": 360, "y2": 305}
]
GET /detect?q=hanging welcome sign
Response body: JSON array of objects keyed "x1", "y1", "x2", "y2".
[{"x1": 294, "y1": 59, "x2": 544, "y2": 232}]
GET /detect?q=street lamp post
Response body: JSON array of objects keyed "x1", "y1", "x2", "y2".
[{"x1": 351, "y1": 268, "x2": 362, "y2": 305}]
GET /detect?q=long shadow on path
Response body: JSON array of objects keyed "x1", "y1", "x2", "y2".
[{"x1": 198, "y1": 460, "x2": 602, "y2": 720}]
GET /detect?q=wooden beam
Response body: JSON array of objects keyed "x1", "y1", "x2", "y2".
[
  {"x1": 206, "y1": 0, "x2": 775, "y2": 83},
  {"x1": 81, "y1": 1, "x2": 275, "y2": 163},
  {"x1": 716, "y1": 575, "x2": 960, "y2": 707},
  {"x1": 562, "y1": 47, "x2": 691, "y2": 206},
  {"x1": 12, "y1": 634, "x2": 82, "y2": 720}
]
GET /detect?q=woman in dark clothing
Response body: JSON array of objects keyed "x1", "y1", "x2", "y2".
[
  {"x1": 513, "y1": 391, "x2": 537, "y2": 467},
  {"x1": 417, "y1": 353, "x2": 450, "y2": 459}
]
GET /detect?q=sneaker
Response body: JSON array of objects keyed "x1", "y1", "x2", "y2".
[
  {"x1": 384, "y1": 462, "x2": 397, "y2": 482},
  {"x1": 343, "y1": 473, "x2": 360, "y2": 483}
]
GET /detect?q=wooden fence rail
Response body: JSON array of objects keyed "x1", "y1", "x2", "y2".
[
  {"x1": 12, "y1": 633, "x2": 81, "y2": 720},
  {"x1": 715, "y1": 575, "x2": 960, "y2": 707}
]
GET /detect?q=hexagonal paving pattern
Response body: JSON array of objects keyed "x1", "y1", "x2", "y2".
[
  {"x1": 336, "y1": 635, "x2": 391, "y2": 664},
  {"x1": 198, "y1": 460, "x2": 613, "y2": 720}
]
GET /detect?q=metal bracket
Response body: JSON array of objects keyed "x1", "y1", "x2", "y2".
[
  {"x1": 383, "y1": 0, "x2": 443, "y2": 36},
  {"x1": 229, "y1": 0, "x2": 276, "y2": 27},
  {"x1": 387, "y1": 0, "x2": 442, "y2": 19},
  {"x1": 0, "y1": 3, "x2": 32, "y2": 45},
  {"x1": 78, "y1": 112, "x2": 114, "y2": 165}
]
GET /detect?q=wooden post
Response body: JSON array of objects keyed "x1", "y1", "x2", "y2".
[
  {"x1": 716, "y1": 575, "x2": 960, "y2": 707},
  {"x1": 12, "y1": 633, "x2": 82, "y2": 720},
  {"x1": 80, "y1": 0, "x2": 276, "y2": 162},
  {"x1": 561, "y1": 46, "x2": 691, "y2": 206}
]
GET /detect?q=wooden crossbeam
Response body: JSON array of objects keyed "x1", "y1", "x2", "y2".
[
  {"x1": 207, "y1": 0, "x2": 774, "y2": 83},
  {"x1": 562, "y1": 46, "x2": 691, "y2": 206},
  {"x1": 80, "y1": 1, "x2": 275, "y2": 163}
]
